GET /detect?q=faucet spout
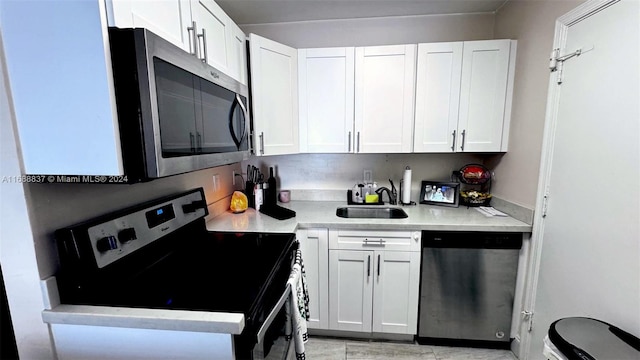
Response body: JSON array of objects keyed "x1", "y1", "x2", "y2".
[{"x1": 376, "y1": 186, "x2": 398, "y2": 205}]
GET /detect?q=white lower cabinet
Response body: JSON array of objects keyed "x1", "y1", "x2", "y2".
[
  {"x1": 328, "y1": 230, "x2": 421, "y2": 335},
  {"x1": 297, "y1": 229, "x2": 329, "y2": 329}
]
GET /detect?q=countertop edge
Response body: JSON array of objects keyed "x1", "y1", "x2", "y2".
[{"x1": 42, "y1": 304, "x2": 245, "y2": 334}]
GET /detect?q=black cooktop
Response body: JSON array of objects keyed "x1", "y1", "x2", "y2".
[{"x1": 58, "y1": 228, "x2": 295, "y2": 315}]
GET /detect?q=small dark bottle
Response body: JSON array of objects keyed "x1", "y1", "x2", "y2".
[{"x1": 266, "y1": 167, "x2": 277, "y2": 205}]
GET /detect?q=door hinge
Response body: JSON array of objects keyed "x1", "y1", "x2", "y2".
[
  {"x1": 542, "y1": 194, "x2": 549, "y2": 218},
  {"x1": 549, "y1": 46, "x2": 594, "y2": 84},
  {"x1": 521, "y1": 310, "x2": 534, "y2": 332}
]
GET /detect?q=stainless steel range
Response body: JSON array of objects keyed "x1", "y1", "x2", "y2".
[{"x1": 55, "y1": 188, "x2": 296, "y2": 359}]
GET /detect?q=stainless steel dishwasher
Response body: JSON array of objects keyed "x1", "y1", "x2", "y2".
[{"x1": 417, "y1": 231, "x2": 522, "y2": 348}]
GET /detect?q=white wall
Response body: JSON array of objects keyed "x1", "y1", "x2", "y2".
[
  {"x1": 0, "y1": 32, "x2": 55, "y2": 360},
  {"x1": 242, "y1": 13, "x2": 494, "y2": 202},
  {"x1": 487, "y1": 0, "x2": 583, "y2": 208}
]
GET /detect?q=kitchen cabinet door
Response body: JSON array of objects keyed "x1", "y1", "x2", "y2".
[
  {"x1": 458, "y1": 40, "x2": 515, "y2": 152},
  {"x1": 354, "y1": 45, "x2": 416, "y2": 153},
  {"x1": 298, "y1": 47, "x2": 355, "y2": 153},
  {"x1": 329, "y1": 250, "x2": 373, "y2": 332},
  {"x1": 249, "y1": 34, "x2": 299, "y2": 156},
  {"x1": 227, "y1": 23, "x2": 247, "y2": 85},
  {"x1": 414, "y1": 42, "x2": 463, "y2": 153},
  {"x1": 297, "y1": 229, "x2": 329, "y2": 330},
  {"x1": 372, "y1": 251, "x2": 421, "y2": 334},
  {"x1": 106, "y1": 0, "x2": 193, "y2": 53},
  {"x1": 190, "y1": 0, "x2": 231, "y2": 73}
]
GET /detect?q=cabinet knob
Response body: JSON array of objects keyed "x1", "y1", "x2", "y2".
[{"x1": 413, "y1": 232, "x2": 420, "y2": 241}]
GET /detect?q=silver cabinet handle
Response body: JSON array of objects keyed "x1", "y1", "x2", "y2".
[
  {"x1": 357, "y1": 131, "x2": 360, "y2": 153},
  {"x1": 348, "y1": 131, "x2": 352, "y2": 152},
  {"x1": 259, "y1": 132, "x2": 265, "y2": 155},
  {"x1": 460, "y1": 129, "x2": 466, "y2": 151},
  {"x1": 451, "y1": 130, "x2": 456, "y2": 152},
  {"x1": 363, "y1": 238, "x2": 385, "y2": 246},
  {"x1": 196, "y1": 132, "x2": 202, "y2": 152},
  {"x1": 187, "y1": 21, "x2": 197, "y2": 57},
  {"x1": 367, "y1": 255, "x2": 371, "y2": 277},
  {"x1": 377, "y1": 254, "x2": 381, "y2": 277},
  {"x1": 189, "y1": 132, "x2": 195, "y2": 153},
  {"x1": 197, "y1": 28, "x2": 207, "y2": 63}
]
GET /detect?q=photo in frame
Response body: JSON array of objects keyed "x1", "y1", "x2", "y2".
[{"x1": 420, "y1": 181, "x2": 460, "y2": 207}]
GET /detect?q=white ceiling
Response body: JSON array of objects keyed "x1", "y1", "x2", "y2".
[{"x1": 216, "y1": 0, "x2": 508, "y2": 25}]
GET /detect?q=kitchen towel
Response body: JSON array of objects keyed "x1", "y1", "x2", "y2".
[{"x1": 286, "y1": 248, "x2": 309, "y2": 360}]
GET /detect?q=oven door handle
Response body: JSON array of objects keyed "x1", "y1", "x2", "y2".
[{"x1": 256, "y1": 283, "x2": 291, "y2": 344}]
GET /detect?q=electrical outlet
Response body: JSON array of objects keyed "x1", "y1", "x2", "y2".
[
  {"x1": 213, "y1": 174, "x2": 221, "y2": 192},
  {"x1": 363, "y1": 169, "x2": 373, "y2": 183}
]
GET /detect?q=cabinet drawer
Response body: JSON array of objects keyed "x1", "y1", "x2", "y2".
[{"x1": 329, "y1": 230, "x2": 420, "y2": 252}]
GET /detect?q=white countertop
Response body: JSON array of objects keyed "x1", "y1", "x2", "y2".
[
  {"x1": 43, "y1": 200, "x2": 530, "y2": 335},
  {"x1": 206, "y1": 201, "x2": 532, "y2": 233},
  {"x1": 42, "y1": 304, "x2": 245, "y2": 334}
]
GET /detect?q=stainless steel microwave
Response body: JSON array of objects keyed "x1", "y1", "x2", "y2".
[{"x1": 108, "y1": 28, "x2": 250, "y2": 181}]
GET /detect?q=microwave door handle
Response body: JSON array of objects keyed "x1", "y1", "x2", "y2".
[
  {"x1": 256, "y1": 283, "x2": 291, "y2": 344},
  {"x1": 229, "y1": 94, "x2": 247, "y2": 150}
]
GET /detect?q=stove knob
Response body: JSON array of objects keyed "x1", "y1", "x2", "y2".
[
  {"x1": 96, "y1": 236, "x2": 118, "y2": 252},
  {"x1": 118, "y1": 228, "x2": 137, "y2": 243}
]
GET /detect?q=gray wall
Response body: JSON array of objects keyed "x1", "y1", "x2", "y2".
[
  {"x1": 241, "y1": 13, "x2": 494, "y2": 202},
  {"x1": 487, "y1": 0, "x2": 583, "y2": 208}
]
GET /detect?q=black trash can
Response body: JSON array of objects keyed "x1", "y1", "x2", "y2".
[{"x1": 544, "y1": 317, "x2": 640, "y2": 360}]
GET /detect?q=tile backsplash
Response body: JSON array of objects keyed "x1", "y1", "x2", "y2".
[{"x1": 244, "y1": 153, "x2": 483, "y2": 202}]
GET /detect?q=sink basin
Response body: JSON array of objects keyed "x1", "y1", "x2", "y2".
[{"x1": 336, "y1": 207, "x2": 408, "y2": 219}]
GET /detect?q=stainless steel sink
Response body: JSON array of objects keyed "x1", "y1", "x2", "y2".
[{"x1": 336, "y1": 207, "x2": 408, "y2": 219}]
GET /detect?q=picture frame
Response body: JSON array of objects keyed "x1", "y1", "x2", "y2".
[{"x1": 420, "y1": 181, "x2": 460, "y2": 207}]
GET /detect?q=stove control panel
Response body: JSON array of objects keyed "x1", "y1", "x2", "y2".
[{"x1": 85, "y1": 189, "x2": 207, "y2": 268}]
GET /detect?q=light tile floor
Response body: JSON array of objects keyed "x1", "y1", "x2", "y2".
[{"x1": 305, "y1": 337, "x2": 518, "y2": 360}]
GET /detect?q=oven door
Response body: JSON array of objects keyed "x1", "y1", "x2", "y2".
[{"x1": 252, "y1": 285, "x2": 294, "y2": 360}]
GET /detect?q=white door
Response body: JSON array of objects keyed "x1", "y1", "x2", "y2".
[
  {"x1": 297, "y1": 229, "x2": 329, "y2": 330},
  {"x1": 372, "y1": 251, "x2": 421, "y2": 334},
  {"x1": 523, "y1": 1, "x2": 640, "y2": 359},
  {"x1": 191, "y1": 0, "x2": 231, "y2": 72},
  {"x1": 249, "y1": 34, "x2": 299, "y2": 156},
  {"x1": 329, "y1": 250, "x2": 373, "y2": 332},
  {"x1": 298, "y1": 47, "x2": 355, "y2": 153},
  {"x1": 354, "y1": 45, "x2": 416, "y2": 153},
  {"x1": 414, "y1": 42, "x2": 463, "y2": 152},
  {"x1": 107, "y1": 0, "x2": 192, "y2": 53},
  {"x1": 458, "y1": 40, "x2": 513, "y2": 152}
]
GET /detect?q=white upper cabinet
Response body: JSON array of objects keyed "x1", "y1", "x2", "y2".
[
  {"x1": 106, "y1": 0, "x2": 193, "y2": 53},
  {"x1": 249, "y1": 34, "x2": 299, "y2": 156},
  {"x1": 414, "y1": 42, "x2": 463, "y2": 152},
  {"x1": 107, "y1": 0, "x2": 247, "y2": 84},
  {"x1": 354, "y1": 45, "x2": 416, "y2": 153},
  {"x1": 228, "y1": 23, "x2": 247, "y2": 85},
  {"x1": 458, "y1": 39, "x2": 515, "y2": 152},
  {"x1": 414, "y1": 39, "x2": 516, "y2": 153},
  {"x1": 190, "y1": 0, "x2": 231, "y2": 73},
  {"x1": 298, "y1": 47, "x2": 355, "y2": 153}
]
